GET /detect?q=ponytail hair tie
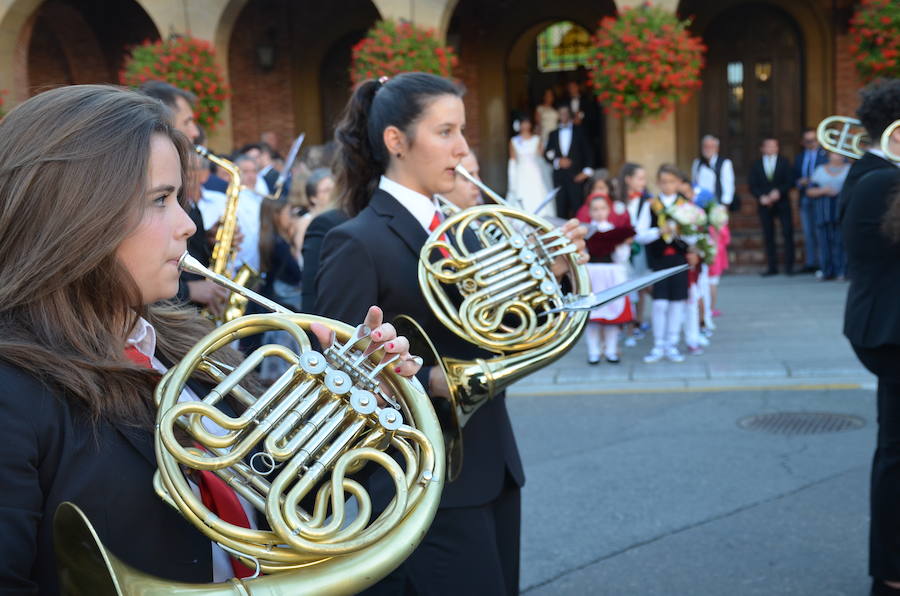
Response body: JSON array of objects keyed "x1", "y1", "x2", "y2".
[{"x1": 378, "y1": 75, "x2": 390, "y2": 86}]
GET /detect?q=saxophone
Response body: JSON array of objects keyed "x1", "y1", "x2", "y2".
[{"x1": 195, "y1": 145, "x2": 257, "y2": 322}]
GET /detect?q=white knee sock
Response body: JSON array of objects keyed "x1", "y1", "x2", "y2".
[
  {"x1": 699, "y1": 265, "x2": 713, "y2": 325},
  {"x1": 602, "y1": 325, "x2": 620, "y2": 358},
  {"x1": 585, "y1": 322, "x2": 602, "y2": 360},
  {"x1": 666, "y1": 300, "x2": 686, "y2": 349},
  {"x1": 684, "y1": 284, "x2": 701, "y2": 347},
  {"x1": 652, "y1": 299, "x2": 669, "y2": 349}
]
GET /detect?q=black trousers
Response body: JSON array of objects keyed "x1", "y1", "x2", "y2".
[
  {"x1": 852, "y1": 343, "x2": 900, "y2": 581},
  {"x1": 553, "y1": 170, "x2": 581, "y2": 219},
  {"x1": 360, "y1": 473, "x2": 521, "y2": 596},
  {"x1": 758, "y1": 199, "x2": 795, "y2": 273}
]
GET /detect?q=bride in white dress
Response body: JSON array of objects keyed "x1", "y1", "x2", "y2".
[{"x1": 508, "y1": 116, "x2": 555, "y2": 218}]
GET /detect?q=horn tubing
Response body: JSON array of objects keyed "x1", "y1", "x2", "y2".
[{"x1": 178, "y1": 252, "x2": 291, "y2": 315}]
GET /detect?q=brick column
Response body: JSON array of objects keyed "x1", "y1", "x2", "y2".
[{"x1": 614, "y1": 0, "x2": 680, "y2": 185}]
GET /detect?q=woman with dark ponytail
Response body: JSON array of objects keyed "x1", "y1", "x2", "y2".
[{"x1": 315, "y1": 72, "x2": 586, "y2": 596}]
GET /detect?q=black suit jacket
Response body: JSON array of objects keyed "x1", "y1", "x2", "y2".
[
  {"x1": 843, "y1": 167, "x2": 900, "y2": 347},
  {"x1": 839, "y1": 152, "x2": 895, "y2": 220},
  {"x1": 177, "y1": 202, "x2": 213, "y2": 304},
  {"x1": 314, "y1": 189, "x2": 524, "y2": 507},
  {"x1": 747, "y1": 155, "x2": 793, "y2": 204},
  {"x1": 0, "y1": 364, "x2": 216, "y2": 594},
  {"x1": 544, "y1": 125, "x2": 593, "y2": 179},
  {"x1": 301, "y1": 209, "x2": 349, "y2": 312}
]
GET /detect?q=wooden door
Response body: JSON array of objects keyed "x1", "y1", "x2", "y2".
[{"x1": 700, "y1": 3, "x2": 803, "y2": 181}]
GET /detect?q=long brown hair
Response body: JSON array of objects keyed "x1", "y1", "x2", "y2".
[
  {"x1": 258, "y1": 196, "x2": 290, "y2": 274},
  {"x1": 0, "y1": 85, "x2": 236, "y2": 427},
  {"x1": 332, "y1": 73, "x2": 464, "y2": 216}
]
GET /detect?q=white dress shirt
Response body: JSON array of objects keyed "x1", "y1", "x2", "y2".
[
  {"x1": 127, "y1": 317, "x2": 257, "y2": 582},
  {"x1": 559, "y1": 124, "x2": 573, "y2": 158},
  {"x1": 635, "y1": 193, "x2": 680, "y2": 245},
  {"x1": 763, "y1": 154, "x2": 777, "y2": 179},
  {"x1": 690, "y1": 155, "x2": 735, "y2": 205},
  {"x1": 196, "y1": 187, "x2": 262, "y2": 273},
  {"x1": 256, "y1": 165, "x2": 273, "y2": 196},
  {"x1": 378, "y1": 175, "x2": 440, "y2": 233}
]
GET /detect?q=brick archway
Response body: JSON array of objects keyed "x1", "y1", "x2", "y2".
[
  {"x1": 12, "y1": 0, "x2": 158, "y2": 99},
  {"x1": 227, "y1": 0, "x2": 380, "y2": 150}
]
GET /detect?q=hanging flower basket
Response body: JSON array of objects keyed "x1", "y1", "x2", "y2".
[
  {"x1": 588, "y1": 3, "x2": 705, "y2": 124},
  {"x1": 350, "y1": 19, "x2": 458, "y2": 84},
  {"x1": 119, "y1": 35, "x2": 230, "y2": 131},
  {"x1": 848, "y1": 0, "x2": 900, "y2": 83}
]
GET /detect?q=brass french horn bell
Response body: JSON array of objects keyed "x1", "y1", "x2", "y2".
[
  {"x1": 54, "y1": 253, "x2": 445, "y2": 595},
  {"x1": 816, "y1": 115, "x2": 900, "y2": 162}
]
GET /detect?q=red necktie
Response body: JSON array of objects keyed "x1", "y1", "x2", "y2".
[
  {"x1": 429, "y1": 211, "x2": 450, "y2": 258},
  {"x1": 123, "y1": 345, "x2": 253, "y2": 579}
]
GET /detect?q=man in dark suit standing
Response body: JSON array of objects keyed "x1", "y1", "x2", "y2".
[
  {"x1": 566, "y1": 78, "x2": 602, "y2": 166},
  {"x1": 793, "y1": 128, "x2": 828, "y2": 273},
  {"x1": 840, "y1": 78, "x2": 900, "y2": 596},
  {"x1": 544, "y1": 105, "x2": 594, "y2": 218},
  {"x1": 748, "y1": 137, "x2": 795, "y2": 275}
]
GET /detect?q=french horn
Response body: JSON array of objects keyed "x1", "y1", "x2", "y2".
[
  {"x1": 54, "y1": 254, "x2": 444, "y2": 595},
  {"x1": 397, "y1": 165, "x2": 679, "y2": 480}
]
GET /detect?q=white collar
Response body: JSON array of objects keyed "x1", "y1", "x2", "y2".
[
  {"x1": 659, "y1": 193, "x2": 679, "y2": 205},
  {"x1": 868, "y1": 148, "x2": 900, "y2": 167},
  {"x1": 126, "y1": 316, "x2": 156, "y2": 361},
  {"x1": 593, "y1": 221, "x2": 614, "y2": 232},
  {"x1": 378, "y1": 175, "x2": 439, "y2": 232}
]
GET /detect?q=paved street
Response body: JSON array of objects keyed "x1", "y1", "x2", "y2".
[{"x1": 508, "y1": 274, "x2": 876, "y2": 595}]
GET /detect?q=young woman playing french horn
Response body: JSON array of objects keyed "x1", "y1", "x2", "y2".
[
  {"x1": 314, "y1": 72, "x2": 587, "y2": 596},
  {"x1": 0, "y1": 85, "x2": 422, "y2": 592}
]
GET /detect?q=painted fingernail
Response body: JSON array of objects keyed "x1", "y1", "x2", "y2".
[
  {"x1": 394, "y1": 366, "x2": 403, "y2": 373},
  {"x1": 386, "y1": 342, "x2": 395, "y2": 350},
  {"x1": 372, "y1": 330, "x2": 382, "y2": 340}
]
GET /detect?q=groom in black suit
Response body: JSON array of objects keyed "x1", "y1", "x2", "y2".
[{"x1": 544, "y1": 105, "x2": 594, "y2": 218}]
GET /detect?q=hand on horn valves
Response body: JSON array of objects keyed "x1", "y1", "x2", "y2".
[
  {"x1": 309, "y1": 305, "x2": 424, "y2": 406},
  {"x1": 551, "y1": 219, "x2": 589, "y2": 278}
]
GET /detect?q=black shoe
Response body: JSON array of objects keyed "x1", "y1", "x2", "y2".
[
  {"x1": 801, "y1": 265, "x2": 818, "y2": 274},
  {"x1": 606, "y1": 356, "x2": 621, "y2": 364},
  {"x1": 588, "y1": 357, "x2": 601, "y2": 365},
  {"x1": 760, "y1": 270, "x2": 778, "y2": 277}
]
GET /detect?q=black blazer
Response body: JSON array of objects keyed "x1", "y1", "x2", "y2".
[
  {"x1": 544, "y1": 125, "x2": 593, "y2": 177},
  {"x1": 839, "y1": 152, "x2": 896, "y2": 220},
  {"x1": 747, "y1": 155, "x2": 793, "y2": 203},
  {"x1": 301, "y1": 209, "x2": 349, "y2": 312},
  {"x1": 176, "y1": 202, "x2": 213, "y2": 304},
  {"x1": 843, "y1": 168, "x2": 900, "y2": 348},
  {"x1": 314, "y1": 189, "x2": 524, "y2": 507},
  {"x1": 0, "y1": 364, "x2": 217, "y2": 594}
]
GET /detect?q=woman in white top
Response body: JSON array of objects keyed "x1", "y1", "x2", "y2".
[
  {"x1": 508, "y1": 115, "x2": 554, "y2": 217},
  {"x1": 535, "y1": 88, "x2": 559, "y2": 149}
]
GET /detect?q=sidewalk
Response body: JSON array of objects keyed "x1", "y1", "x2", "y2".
[{"x1": 509, "y1": 273, "x2": 874, "y2": 396}]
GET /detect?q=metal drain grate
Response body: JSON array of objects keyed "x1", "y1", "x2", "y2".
[{"x1": 737, "y1": 412, "x2": 866, "y2": 435}]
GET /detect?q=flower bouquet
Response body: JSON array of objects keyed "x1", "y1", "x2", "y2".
[{"x1": 706, "y1": 203, "x2": 729, "y2": 230}]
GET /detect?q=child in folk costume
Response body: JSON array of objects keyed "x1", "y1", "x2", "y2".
[
  {"x1": 678, "y1": 179, "x2": 715, "y2": 355},
  {"x1": 635, "y1": 164, "x2": 702, "y2": 363},
  {"x1": 615, "y1": 163, "x2": 652, "y2": 346},
  {"x1": 576, "y1": 170, "x2": 611, "y2": 223},
  {"x1": 584, "y1": 195, "x2": 635, "y2": 364}
]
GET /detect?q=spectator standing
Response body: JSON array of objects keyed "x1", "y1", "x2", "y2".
[
  {"x1": 544, "y1": 105, "x2": 594, "y2": 218},
  {"x1": 691, "y1": 134, "x2": 734, "y2": 317},
  {"x1": 535, "y1": 88, "x2": 559, "y2": 149},
  {"x1": 807, "y1": 151, "x2": 850, "y2": 280},
  {"x1": 794, "y1": 128, "x2": 828, "y2": 274},
  {"x1": 748, "y1": 137, "x2": 795, "y2": 276}
]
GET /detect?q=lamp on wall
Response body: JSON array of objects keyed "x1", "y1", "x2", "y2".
[{"x1": 256, "y1": 28, "x2": 276, "y2": 71}]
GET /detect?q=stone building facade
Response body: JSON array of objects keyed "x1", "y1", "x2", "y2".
[{"x1": 0, "y1": 0, "x2": 868, "y2": 268}]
